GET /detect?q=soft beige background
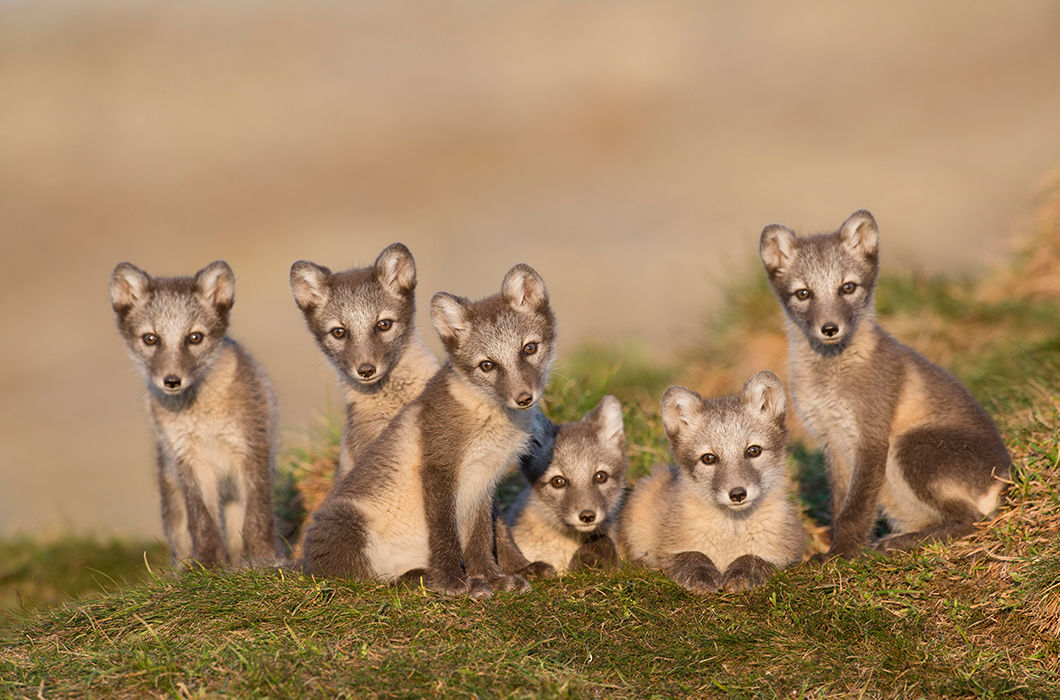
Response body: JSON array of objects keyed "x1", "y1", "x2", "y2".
[{"x1": 1, "y1": 0, "x2": 1058, "y2": 537}]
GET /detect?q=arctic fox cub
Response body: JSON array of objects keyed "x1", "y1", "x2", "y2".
[
  {"x1": 110, "y1": 261, "x2": 279, "y2": 569},
  {"x1": 759, "y1": 210, "x2": 1011, "y2": 556},
  {"x1": 619, "y1": 372, "x2": 804, "y2": 593}
]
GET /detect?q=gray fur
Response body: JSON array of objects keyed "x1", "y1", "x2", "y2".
[
  {"x1": 300, "y1": 264, "x2": 556, "y2": 598},
  {"x1": 502, "y1": 395, "x2": 627, "y2": 573},
  {"x1": 618, "y1": 372, "x2": 804, "y2": 594},
  {"x1": 290, "y1": 243, "x2": 439, "y2": 481},
  {"x1": 759, "y1": 209, "x2": 1012, "y2": 557},
  {"x1": 109, "y1": 261, "x2": 279, "y2": 569}
]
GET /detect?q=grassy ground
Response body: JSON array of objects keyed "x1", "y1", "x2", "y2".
[{"x1": 3, "y1": 180, "x2": 1060, "y2": 697}]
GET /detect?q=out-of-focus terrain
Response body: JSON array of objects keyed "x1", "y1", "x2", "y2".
[{"x1": 1, "y1": 0, "x2": 1058, "y2": 537}]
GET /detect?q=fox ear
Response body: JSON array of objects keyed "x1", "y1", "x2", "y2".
[
  {"x1": 290, "y1": 261, "x2": 332, "y2": 312},
  {"x1": 742, "y1": 370, "x2": 786, "y2": 424},
  {"x1": 374, "y1": 242, "x2": 416, "y2": 297},
  {"x1": 660, "y1": 386, "x2": 703, "y2": 442},
  {"x1": 194, "y1": 260, "x2": 235, "y2": 312},
  {"x1": 759, "y1": 224, "x2": 798, "y2": 277},
  {"x1": 839, "y1": 209, "x2": 879, "y2": 260},
  {"x1": 588, "y1": 395, "x2": 625, "y2": 450},
  {"x1": 110, "y1": 262, "x2": 152, "y2": 313},
  {"x1": 430, "y1": 292, "x2": 470, "y2": 345},
  {"x1": 501, "y1": 264, "x2": 549, "y2": 311}
]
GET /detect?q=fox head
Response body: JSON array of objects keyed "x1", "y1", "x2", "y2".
[
  {"x1": 431, "y1": 263, "x2": 556, "y2": 411},
  {"x1": 522, "y1": 396, "x2": 627, "y2": 534},
  {"x1": 109, "y1": 260, "x2": 235, "y2": 397},
  {"x1": 660, "y1": 372, "x2": 788, "y2": 513},
  {"x1": 290, "y1": 243, "x2": 418, "y2": 388},
  {"x1": 759, "y1": 209, "x2": 880, "y2": 354}
]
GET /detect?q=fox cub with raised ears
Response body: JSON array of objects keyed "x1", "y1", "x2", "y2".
[
  {"x1": 759, "y1": 210, "x2": 1011, "y2": 557},
  {"x1": 300, "y1": 264, "x2": 556, "y2": 598},
  {"x1": 619, "y1": 372, "x2": 804, "y2": 593},
  {"x1": 109, "y1": 261, "x2": 279, "y2": 569},
  {"x1": 290, "y1": 243, "x2": 438, "y2": 481},
  {"x1": 497, "y1": 395, "x2": 628, "y2": 576}
]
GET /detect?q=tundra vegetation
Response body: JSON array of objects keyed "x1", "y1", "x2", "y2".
[{"x1": 2, "y1": 180, "x2": 1060, "y2": 696}]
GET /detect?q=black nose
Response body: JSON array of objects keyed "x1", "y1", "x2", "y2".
[
  {"x1": 515, "y1": 392, "x2": 533, "y2": 407},
  {"x1": 821, "y1": 323, "x2": 839, "y2": 338},
  {"x1": 729, "y1": 487, "x2": 747, "y2": 503},
  {"x1": 163, "y1": 375, "x2": 182, "y2": 389},
  {"x1": 357, "y1": 364, "x2": 376, "y2": 379},
  {"x1": 579, "y1": 510, "x2": 596, "y2": 524}
]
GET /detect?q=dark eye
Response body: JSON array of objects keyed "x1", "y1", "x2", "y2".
[
  {"x1": 745, "y1": 445, "x2": 762, "y2": 458},
  {"x1": 479, "y1": 360, "x2": 495, "y2": 373},
  {"x1": 549, "y1": 475, "x2": 567, "y2": 489},
  {"x1": 594, "y1": 471, "x2": 609, "y2": 484},
  {"x1": 142, "y1": 333, "x2": 158, "y2": 346},
  {"x1": 330, "y1": 327, "x2": 347, "y2": 339},
  {"x1": 376, "y1": 319, "x2": 393, "y2": 332},
  {"x1": 794, "y1": 289, "x2": 811, "y2": 301},
  {"x1": 840, "y1": 282, "x2": 857, "y2": 295},
  {"x1": 700, "y1": 453, "x2": 717, "y2": 465},
  {"x1": 187, "y1": 332, "x2": 204, "y2": 345},
  {"x1": 523, "y1": 342, "x2": 538, "y2": 356}
]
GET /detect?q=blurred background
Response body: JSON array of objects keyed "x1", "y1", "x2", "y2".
[{"x1": 1, "y1": 0, "x2": 1058, "y2": 539}]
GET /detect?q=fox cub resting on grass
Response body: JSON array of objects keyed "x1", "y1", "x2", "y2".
[
  {"x1": 497, "y1": 395, "x2": 628, "y2": 576},
  {"x1": 110, "y1": 261, "x2": 279, "y2": 570},
  {"x1": 290, "y1": 243, "x2": 438, "y2": 482},
  {"x1": 300, "y1": 264, "x2": 556, "y2": 598},
  {"x1": 619, "y1": 372, "x2": 804, "y2": 593},
  {"x1": 759, "y1": 210, "x2": 1012, "y2": 558}
]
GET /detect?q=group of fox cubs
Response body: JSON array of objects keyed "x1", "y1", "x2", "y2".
[{"x1": 109, "y1": 209, "x2": 1012, "y2": 597}]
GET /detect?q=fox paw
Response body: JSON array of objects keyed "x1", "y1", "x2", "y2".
[
  {"x1": 675, "y1": 565, "x2": 722, "y2": 594},
  {"x1": 520, "y1": 561, "x2": 557, "y2": 580},
  {"x1": 489, "y1": 573, "x2": 531, "y2": 594},
  {"x1": 466, "y1": 576, "x2": 494, "y2": 600}
]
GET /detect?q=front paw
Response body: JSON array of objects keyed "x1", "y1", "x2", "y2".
[
  {"x1": 673, "y1": 565, "x2": 722, "y2": 594},
  {"x1": 399, "y1": 568, "x2": 467, "y2": 596},
  {"x1": 466, "y1": 576, "x2": 494, "y2": 600},
  {"x1": 488, "y1": 573, "x2": 531, "y2": 594},
  {"x1": 721, "y1": 556, "x2": 774, "y2": 593},
  {"x1": 519, "y1": 561, "x2": 557, "y2": 580},
  {"x1": 570, "y1": 536, "x2": 619, "y2": 570}
]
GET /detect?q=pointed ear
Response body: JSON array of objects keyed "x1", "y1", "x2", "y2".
[
  {"x1": 759, "y1": 224, "x2": 798, "y2": 277},
  {"x1": 501, "y1": 264, "x2": 549, "y2": 311},
  {"x1": 194, "y1": 260, "x2": 235, "y2": 312},
  {"x1": 374, "y1": 242, "x2": 416, "y2": 297},
  {"x1": 742, "y1": 370, "x2": 787, "y2": 424},
  {"x1": 430, "y1": 292, "x2": 470, "y2": 345},
  {"x1": 838, "y1": 209, "x2": 879, "y2": 260},
  {"x1": 110, "y1": 262, "x2": 152, "y2": 313},
  {"x1": 659, "y1": 386, "x2": 703, "y2": 443},
  {"x1": 588, "y1": 395, "x2": 625, "y2": 449},
  {"x1": 290, "y1": 260, "x2": 332, "y2": 312}
]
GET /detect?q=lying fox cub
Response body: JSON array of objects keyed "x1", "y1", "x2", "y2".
[
  {"x1": 619, "y1": 372, "x2": 804, "y2": 593},
  {"x1": 497, "y1": 395, "x2": 628, "y2": 576}
]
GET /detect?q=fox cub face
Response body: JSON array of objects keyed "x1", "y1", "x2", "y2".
[
  {"x1": 109, "y1": 261, "x2": 235, "y2": 396},
  {"x1": 525, "y1": 396, "x2": 627, "y2": 533},
  {"x1": 431, "y1": 264, "x2": 556, "y2": 411},
  {"x1": 290, "y1": 243, "x2": 417, "y2": 386},
  {"x1": 660, "y1": 372, "x2": 788, "y2": 512},
  {"x1": 760, "y1": 209, "x2": 880, "y2": 352}
]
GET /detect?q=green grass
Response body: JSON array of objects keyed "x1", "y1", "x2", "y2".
[{"x1": 4, "y1": 207, "x2": 1060, "y2": 696}]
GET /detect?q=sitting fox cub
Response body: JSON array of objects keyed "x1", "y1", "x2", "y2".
[
  {"x1": 290, "y1": 243, "x2": 438, "y2": 481},
  {"x1": 619, "y1": 372, "x2": 804, "y2": 593},
  {"x1": 759, "y1": 210, "x2": 1012, "y2": 557},
  {"x1": 497, "y1": 395, "x2": 628, "y2": 575},
  {"x1": 300, "y1": 264, "x2": 556, "y2": 598},
  {"x1": 109, "y1": 261, "x2": 279, "y2": 569}
]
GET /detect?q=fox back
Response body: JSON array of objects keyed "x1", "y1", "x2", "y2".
[{"x1": 505, "y1": 395, "x2": 627, "y2": 572}]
